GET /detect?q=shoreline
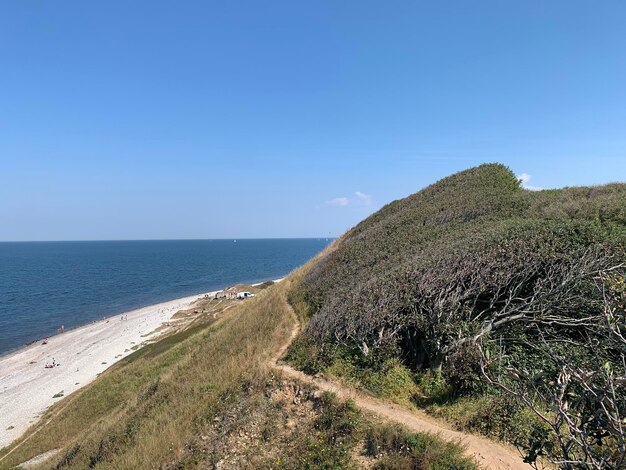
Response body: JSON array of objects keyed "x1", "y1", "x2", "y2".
[
  {"x1": 0, "y1": 276, "x2": 285, "y2": 360},
  {"x1": 0, "y1": 292, "x2": 208, "y2": 362},
  {"x1": 0, "y1": 277, "x2": 283, "y2": 449}
]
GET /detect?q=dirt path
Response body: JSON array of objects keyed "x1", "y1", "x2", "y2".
[{"x1": 271, "y1": 298, "x2": 531, "y2": 470}]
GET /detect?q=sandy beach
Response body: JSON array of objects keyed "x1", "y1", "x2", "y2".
[{"x1": 0, "y1": 291, "x2": 216, "y2": 449}]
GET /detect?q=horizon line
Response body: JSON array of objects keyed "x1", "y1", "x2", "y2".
[{"x1": 0, "y1": 237, "x2": 337, "y2": 243}]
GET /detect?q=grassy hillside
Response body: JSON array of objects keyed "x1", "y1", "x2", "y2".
[
  {"x1": 4, "y1": 163, "x2": 623, "y2": 469},
  {"x1": 1, "y1": 273, "x2": 475, "y2": 470},
  {"x1": 287, "y1": 164, "x2": 626, "y2": 467},
  {"x1": 0, "y1": 281, "x2": 292, "y2": 469}
]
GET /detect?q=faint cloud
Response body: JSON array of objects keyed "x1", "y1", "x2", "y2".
[
  {"x1": 325, "y1": 191, "x2": 373, "y2": 208},
  {"x1": 355, "y1": 191, "x2": 373, "y2": 206},
  {"x1": 327, "y1": 197, "x2": 349, "y2": 207},
  {"x1": 517, "y1": 173, "x2": 543, "y2": 191}
]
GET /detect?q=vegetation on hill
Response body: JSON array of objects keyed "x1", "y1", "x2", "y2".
[
  {"x1": 287, "y1": 164, "x2": 626, "y2": 468},
  {"x1": 4, "y1": 163, "x2": 624, "y2": 469},
  {"x1": 0, "y1": 277, "x2": 474, "y2": 470}
]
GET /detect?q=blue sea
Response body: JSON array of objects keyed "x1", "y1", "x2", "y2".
[{"x1": 0, "y1": 239, "x2": 329, "y2": 356}]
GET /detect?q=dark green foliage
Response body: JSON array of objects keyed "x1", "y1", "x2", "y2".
[
  {"x1": 290, "y1": 163, "x2": 626, "y2": 465},
  {"x1": 444, "y1": 343, "x2": 483, "y2": 396},
  {"x1": 488, "y1": 271, "x2": 626, "y2": 469},
  {"x1": 286, "y1": 333, "x2": 336, "y2": 375},
  {"x1": 288, "y1": 339, "x2": 421, "y2": 403},
  {"x1": 297, "y1": 163, "x2": 626, "y2": 376},
  {"x1": 517, "y1": 427, "x2": 555, "y2": 467},
  {"x1": 415, "y1": 371, "x2": 453, "y2": 405}
]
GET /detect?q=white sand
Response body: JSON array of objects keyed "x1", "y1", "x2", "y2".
[{"x1": 0, "y1": 292, "x2": 215, "y2": 449}]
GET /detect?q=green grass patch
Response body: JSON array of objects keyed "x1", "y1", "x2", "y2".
[
  {"x1": 328, "y1": 357, "x2": 419, "y2": 405},
  {"x1": 120, "y1": 322, "x2": 211, "y2": 364},
  {"x1": 365, "y1": 423, "x2": 478, "y2": 470},
  {"x1": 426, "y1": 393, "x2": 544, "y2": 444}
]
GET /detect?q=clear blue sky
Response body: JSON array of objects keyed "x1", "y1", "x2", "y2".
[{"x1": 1, "y1": 1, "x2": 625, "y2": 241}]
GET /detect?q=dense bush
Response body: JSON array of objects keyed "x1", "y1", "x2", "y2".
[
  {"x1": 290, "y1": 163, "x2": 626, "y2": 467},
  {"x1": 444, "y1": 343, "x2": 484, "y2": 395},
  {"x1": 426, "y1": 393, "x2": 543, "y2": 444},
  {"x1": 298, "y1": 164, "x2": 626, "y2": 375}
]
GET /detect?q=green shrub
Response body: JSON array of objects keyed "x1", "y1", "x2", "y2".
[
  {"x1": 416, "y1": 371, "x2": 453, "y2": 404},
  {"x1": 361, "y1": 359, "x2": 418, "y2": 402},
  {"x1": 288, "y1": 163, "x2": 626, "y2": 456},
  {"x1": 297, "y1": 164, "x2": 626, "y2": 372},
  {"x1": 427, "y1": 393, "x2": 544, "y2": 444},
  {"x1": 444, "y1": 343, "x2": 484, "y2": 396},
  {"x1": 285, "y1": 334, "x2": 334, "y2": 375},
  {"x1": 290, "y1": 339, "x2": 421, "y2": 409}
]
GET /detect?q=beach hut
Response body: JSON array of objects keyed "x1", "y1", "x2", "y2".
[{"x1": 214, "y1": 290, "x2": 228, "y2": 300}]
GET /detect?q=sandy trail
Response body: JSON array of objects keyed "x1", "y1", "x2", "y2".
[
  {"x1": 271, "y1": 298, "x2": 531, "y2": 470},
  {"x1": 0, "y1": 292, "x2": 215, "y2": 449}
]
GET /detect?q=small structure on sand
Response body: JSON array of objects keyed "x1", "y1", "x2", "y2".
[
  {"x1": 236, "y1": 291, "x2": 255, "y2": 299},
  {"x1": 214, "y1": 290, "x2": 236, "y2": 300}
]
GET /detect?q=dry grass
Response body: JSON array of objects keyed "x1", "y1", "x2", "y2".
[
  {"x1": 1, "y1": 252, "x2": 475, "y2": 469},
  {"x1": 0, "y1": 281, "x2": 293, "y2": 469}
]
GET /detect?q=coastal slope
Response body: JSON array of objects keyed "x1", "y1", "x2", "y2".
[
  {"x1": 0, "y1": 294, "x2": 209, "y2": 449},
  {"x1": 2, "y1": 163, "x2": 624, "y2": 469},
  {"x1": 287, "y1": 163, "x2": 626, "y2": 468},
  {"x1": 0, "y1": 271, "x2": 478, "y2": 469}
]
